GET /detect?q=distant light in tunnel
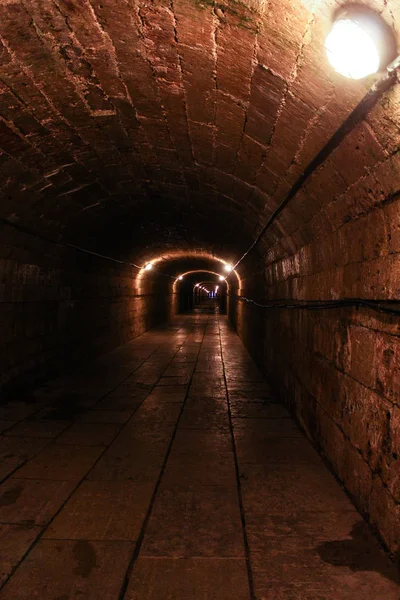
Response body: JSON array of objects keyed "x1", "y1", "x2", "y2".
[
  {"x1": 224, "y1": 264, "x2": 233, "y2": 272},
  {"x1": 195, "y1": 283, "x2": 199, "y2": 287},
  {"x1": 325, "y1": 6, "x2": 394, "y2": 79},
  {"x1": 178, "y1": 275, "x2": 183, "y2": 280},
  {"x1": 219, "y1": 275, "x2": 225, "y2": 281},
  {"x1": 144, "y1": 263, "x2": 153, "y2": 271}
]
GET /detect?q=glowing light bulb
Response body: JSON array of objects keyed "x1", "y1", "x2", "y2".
[
  {"x1": 325, "y1": 7, "x2": 396, "y2": 80},
  {"x1": 195, "y1": 284, "x2": 199, "y2": 287},
  {"x1": 224, "y1": 264, "x2": 233, "y2": 272},
  {"x1": 178, "y1": 275, "x2": 183, "y2": 280},
  {"x1": 219, "y1": 275, "x2": 224, "y2": 281},
  {"x1": 325, "y1": 19, "x2": 379, "y2": 79},
  {"x1": 144, "y1": 263, "x2": 153, "y2": 271}
]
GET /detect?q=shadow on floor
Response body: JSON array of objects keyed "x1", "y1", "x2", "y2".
[{"x1": 317, "y1": 521, "x2": 400, "y2": 585}]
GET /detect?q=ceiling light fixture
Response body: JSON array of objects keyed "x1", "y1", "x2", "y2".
[
  {"x1": 144, "y1": 263, "x2": 153, "y2": 270},
  {"x1": 219, "y1": 275, "x2": 225, "y2": 281},
  {"x1": 325, "y1": 5, "x2": 396, "y2": 79},
  {"x1": 178, "y1": 275, "x2": 183, "y2": 280},
  {"x1": 224, "y1": 264, "x2": 233, "y2": 272}
]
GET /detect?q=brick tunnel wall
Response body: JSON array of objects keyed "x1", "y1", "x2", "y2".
[
  {"x1": 0, "y1": 228, "x2": 175, "y2": 397},
  {"x1": 230, "y1": 190, "x2": 400, "y2": 557}
]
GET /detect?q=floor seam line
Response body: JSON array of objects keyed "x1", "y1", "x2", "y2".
[
  {"x1": 117, "y1": 316, "x2": 209, "y2": 600},
  {"x1": 218, "y1": 314, "x2": 256, "y2": 600}
]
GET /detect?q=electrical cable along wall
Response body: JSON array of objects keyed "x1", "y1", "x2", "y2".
[
  {"x1": 234, "y1": 296, "x2": 400, "y2": 317},
  {"x1": 225, "y1": 7, "x2": 400, "y2": 557}
]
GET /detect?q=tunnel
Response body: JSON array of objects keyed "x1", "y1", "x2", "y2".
[{"x1": 0, "y1": 0, "x2": 400, "y2": 597}]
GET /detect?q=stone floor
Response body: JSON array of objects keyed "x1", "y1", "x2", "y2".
[{"x1": 0, "y1": 304, "x2": 399, "y2": 599}]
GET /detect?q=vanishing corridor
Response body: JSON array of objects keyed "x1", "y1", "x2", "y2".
[{"x1": 0, "y1": 303, "x2": 398, "y2": 599}]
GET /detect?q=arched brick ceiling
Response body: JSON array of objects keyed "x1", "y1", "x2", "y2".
[
  {"x1": 147, "y1": 254, "x2": 235, "y2": 277},
  {"x1": 0, "y1": 0, "x2": 398, "y2": 264}
]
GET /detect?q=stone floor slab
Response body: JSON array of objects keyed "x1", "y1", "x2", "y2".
[
  {"x1": 44, "y1": 480, "x2": 154, "y2": 541},
  {"x1": 4, "y1": 420, "x2": 69, "y2": 439},
  {"x1": 158, "y1": 375, "x2": 192, "y2": 386},
  {"x1": 141, "y1": 485, "x2": 244, "y2": 558},
  {"x1": 251, "y1": 531, "x2": 400, "y2": 599},
  {"x1": 179, "y1": 404, "x2": 230, "y2": 430},
  {"x1": 147, "y1": 387, "x2": 188, "y2": 402},
  {"x1": 232, "y1": 417, "x2": 302, "y2": 436},
  {"x1": 227, "y1": 382, "x2": 272, "y2": 392},
  {"x1": 13, "y1": 444, "x2": 104, "y2": 481},
  {"x1": 0, "y1": 478, "x2": 76, "y2": 525},
  {"x1": 0, "y1": 524, "x2": 40, "y2": 587},
  {"x1": 55, "y1": 422, "x2": 121, "y2": 446},
  {"x1": 240, "y1": 462, "x2": 351, "y2": 517},
  {"x1": 230, "y1": 400, "x2": 290, "y2": 419},
  {"x1": 0, "y1": 539, "x2": 133, "y2": 599},
  {"x1": 0, "y1": 437, "x2": 49, "y2": 482},
  {"x1": 162, "y1": 451, "x2": 237, "y2": 486},
  {"x1": 125, "y1": 557, "x2": 250, "y2": 599},
  {"x1": 171, "y1": 429, "x2": 232, "y2": 455},
  {"x1": 94, "y1": 396, "x2": 144, "y2": 411},
  {"x1": 128, "y1": 399, "x2": 182, "y2": 425},
  {"x1": 88, "y1": 437, "x2": 168, "y2": 482},
  {"x1": 234, "y1": 433, "x2": 324, "y2": 465},
  {"x1": 77, "y1": 409, "x2": 133, "y2": 424}
]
